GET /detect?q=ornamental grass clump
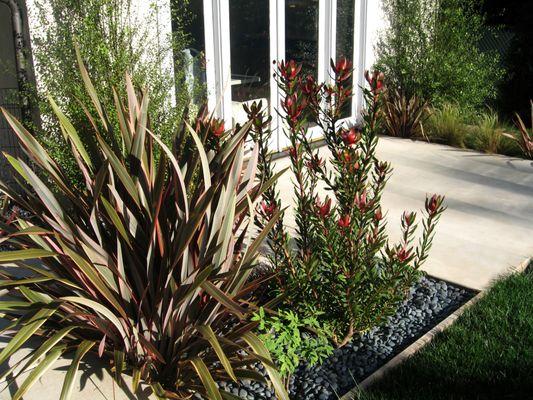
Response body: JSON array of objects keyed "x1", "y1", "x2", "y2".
[
  {"x1": 255, "y1": 59, "x2": 446, "y2": 348},
  {"x1": 0, "y1": 50, "x2": 289, "y2": 400}
]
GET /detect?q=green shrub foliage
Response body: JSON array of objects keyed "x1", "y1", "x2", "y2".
[
  {"x1": 254, "y1": 60, "x2": 446, "y2": 349},
  {"x1": 252, "y1": 307, "x2": 333, "y2": 377},
  {"x1": 376, "y1": 0, "x2": 503, "y2": 110},
  {"x1": 30, "y1": 0, "x2": 200, "y2": 186},
  {"x1": 0, "y1": 55, "x2": 289, "y2": 400}
]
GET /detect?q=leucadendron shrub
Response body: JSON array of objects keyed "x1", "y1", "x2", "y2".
[
  {"x1": 0, "y1": 54, "x2": 289, "y2": 399},
  {"x1": 254, "y1": 59, "x2": 446, "y2": 349}
]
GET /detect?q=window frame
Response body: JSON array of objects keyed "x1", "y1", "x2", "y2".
[{"x1": 202, "y1": 0, "x2": 368, "y2": 152}]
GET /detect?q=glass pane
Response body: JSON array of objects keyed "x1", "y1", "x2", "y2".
[
  {"x1": 173, "y1": 0, "x2": 207, "y2": 105},
  {"x1": 336, "y1": 0, "x2": 355, "y2": 118},
  {"x1": 285, "y1": 0, "x2": 319, "y2": 77},
  {"x1": 229, "y1": 0, "x2": 270, "y2": 125}
]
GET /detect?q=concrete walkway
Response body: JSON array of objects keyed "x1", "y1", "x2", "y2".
[{"x1": 273, "y1": 137, "x2": 533, "y2": 290}]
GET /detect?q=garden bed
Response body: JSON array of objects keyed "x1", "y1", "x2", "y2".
[{"x1": 217, "y1": 276, "x2": 475, "y2": 400}]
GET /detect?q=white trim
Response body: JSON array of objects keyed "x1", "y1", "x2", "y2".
[
  {"x1": 318, "y1": 0, "x2": 337, "y2": 86},
  {"x1": 269, "y1": 0, "x2": 286, "y2": 152},
  {"x1": 352, "y1": 0, "x2": 368, "y2": 119},
  {"x1": 203, "y1": 0, "x2": 232, "y2": 121}
]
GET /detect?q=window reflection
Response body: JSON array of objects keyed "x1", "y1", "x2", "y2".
[
  {"x1": 229, "y1": 0, "x2": 270, "y2": 124},
  {"x1": 173, "y1": 0, "x2": 207, "y2": 105},
  {"x1": 337, "y1": 0, "x2": 355, "y2": 118},
  {"x1": 286, "y1": 0, "x2": 319, "y2": 77}
]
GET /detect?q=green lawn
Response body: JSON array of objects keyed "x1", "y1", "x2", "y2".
[{"x1": 360, "y1": 268, "x2": 533, "y2": 400}]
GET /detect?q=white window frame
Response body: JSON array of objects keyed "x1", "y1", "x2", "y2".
[
  {"x1": 203, "y1": 0, "x2": 232, "y2": 120},
  {"x1": 202, "y1": 0, "x2": 368, "y2": 152}
]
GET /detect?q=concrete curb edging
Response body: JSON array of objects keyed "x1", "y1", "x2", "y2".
[{"x1": 340, "y1": 257, "x2": 531, "y2": 400}]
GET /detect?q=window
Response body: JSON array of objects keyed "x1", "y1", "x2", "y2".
[
  {"x1": 336, "y1": 0, "x2": 356, "y2": 118},
  {"x1": 175, "y1": 0, "x2": 368, "y2": 151},
  {"x1": 285, "y1": 0, "x2": 319, "y2": 77},
  {"x1": 229, "y1": 0, "x2": 270, "y2": 125}
]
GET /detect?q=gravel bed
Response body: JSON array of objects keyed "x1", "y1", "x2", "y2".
[{"x1": 214, "y1": 276, "x2": 474, "y2": 400}]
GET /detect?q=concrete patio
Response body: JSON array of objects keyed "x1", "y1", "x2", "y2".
[{"x1": 273, "y1": 136, "x2": 533, "y2": 291}]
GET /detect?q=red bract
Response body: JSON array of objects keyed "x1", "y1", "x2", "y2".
[
  {"x1": 354, "y1": 191, "x2": 368, "y2": 211},
  {"x1": 364, "y1": 70, "x2": 385, "y2": 94},
  {"x1": 211, "y1": 119, "x2": 225, "y2": 137},
  {"x1": 278, "y1": 60, "x2": 302, "y2": 81},
  {"x1": 341, "y1": 128, "x2": 361, "y2": 146},
  {"x1": 316, "y1": 197, "x2": 332, "y2": 219},
  {"x1": 302, "y1": 75, "x2": 317, "y2": 95},
  {"x1": 425, "y1": 194, "x2": 445, "y2": 216},
  {"x1": 261, "y1": 201, "x2": 276, "y2": 216},
  {"x1": 338, "y1": 214, "x2": 351, "y2": 228},
  {"x1": 396, "y1": 245, "x2": 413, "y2": 262},
  {"x1": 331, "y1": 57, "x2": 353, "y2": 82}
]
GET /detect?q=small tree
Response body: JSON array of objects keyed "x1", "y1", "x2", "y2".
[
  {"x1": 29, "y1": 0, "x2": 199, "y2": 185},
  {"x1": 376, "y1": 0, "x2": 503, "y2": 110},
  {"x1": 254, "y1": 59, "x2": 446, "y2": 349}
]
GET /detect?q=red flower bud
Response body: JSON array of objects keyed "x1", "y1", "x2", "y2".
[
  {"x1": 425, "y1": 194, "x2": 444, "y2": 216},
  {"x1": 354, "y1": 191, "x2": 368, "y2": 211},
  {"x1": 288, "y1": 146, "x2": 297, "y2": 159},
  {"x1": 261, "y1": 201, "x2": 276, "y2": 217},
  {"x1": 341, "y1": 128, "x2": 360, "y2": 146},
  {"x1": 316, "y1": 197, "x2": 332, "y2": 219},
  {"x1": 374, "y1": 207, "x2": 383, "y2": 221},
  {"x1": 402, "y1": 211, "x2": 416, "y2": 227},
  {"x1": 306, "y1": 154, "x2": 324, "y2": 171},
  {"x1": 338, "y1": 214, "x2": 351, "y2": 228}
]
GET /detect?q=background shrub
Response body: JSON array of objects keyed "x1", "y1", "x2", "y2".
[
  {"x1": 29, "y1": 0, "x2": 200, "y2": 185},
  {"x1": 376, "y1": 0, "x2": 503, "y2": 111},
  {"x1": 425, "y1": 103, "x2": 469, "y2": 147},
  {"x1": 380, "y1": 88, "x2": 428, "y2": 139}
]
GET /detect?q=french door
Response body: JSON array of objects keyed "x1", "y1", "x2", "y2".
[{"x1": 201, "y1": 0, "x2": 369, "y2": 152}]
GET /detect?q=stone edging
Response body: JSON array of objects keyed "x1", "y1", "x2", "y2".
[{"x1": 340, "y1": 257, "x2": 532, "y2": 400}]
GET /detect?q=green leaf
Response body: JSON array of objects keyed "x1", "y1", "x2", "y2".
[
  {"x1": 100, "y1": 196, "x2": 131, "y2": 246},
  {"x1": 48, "y1": 96, "x2": 93, "y2": 169},
  {"x1": 242, "y1": 332, "x2": 289, "y2": 400},
  {"x1": 190, "y1": 357, "x2": 222, "y2": 400},
  {"x1": 0, "y1": 249, "x2": 56, "y2": 263},
  {"x1": 61, "y1": 297, "x2": 126, "y2": 339},
  {"x1": 12, "y1": 345, "x2": 65, "y2": 400},
  {"x1": 197, "y1": 325, "x2": 237, "y2": 382},
  {"x1": 200, "y1": 282, "x2": 247, "y2": 319},
  {"x1": 60, "y1": 340, "x2": 95, "y2": 400},
  {"x1": 13, "y1": 326, "x2": 77, "y2": 382},
  {"x1": 0, "y1": 305, "x2": 58, "y2": 366}
]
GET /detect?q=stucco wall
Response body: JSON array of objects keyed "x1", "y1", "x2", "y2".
[{"x1": 365, "y1": 0, "x2": 387, "y2": 71}]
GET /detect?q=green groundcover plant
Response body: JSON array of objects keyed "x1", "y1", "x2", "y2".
[
  {"x1": 0, "y1": 52, "x2": 288, "y2": 399},
  {"x1": 252, "y1": 58, "x2": 446, "y2": 367}
]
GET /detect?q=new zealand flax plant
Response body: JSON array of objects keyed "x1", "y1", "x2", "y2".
[{"x1": 0, "y1": 48, "x2": 288, "y2": 400}]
